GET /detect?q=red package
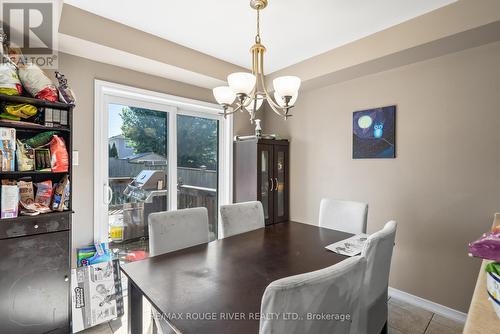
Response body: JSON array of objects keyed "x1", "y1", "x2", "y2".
[
  {"x1": 49, "y1": 135, "x2": 69, "y2": 172},
  {"x1": 35, "y1": 86, "x2": 58, "y2": 102},
  {"x1": 35, "y1": 180, "x2": 53, "y2": 207}
]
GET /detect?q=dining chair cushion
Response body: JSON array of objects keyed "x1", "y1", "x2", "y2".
[
  {"x1": 359, "y1": 220, "x2": 397, "y2": 334},
  {"x1": 220, "y1": 201, "x2": 265, "y2": 238},
  {"x1": 148, "y1": 207, "x2": 209, "y2": 257},
  {"x1": 319, "y1": 198, "x2": 368, "y2": 234},
  {"x1": 259, "y1": 255, "x2": 366, "y2": 334}
]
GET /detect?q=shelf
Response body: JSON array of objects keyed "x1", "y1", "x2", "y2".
[
  {"x1": 1, "y1": 171, "x2": 68, "y2": 177},
  {"x1": 0, "y1": 210, "x2": 73, "y2": 223},
  {"x1": 0, "y1": 119, "x2": 70, "y2": 132},
  {"x1": 0, "y1": 94, "x2": 73, "y2": 110}
]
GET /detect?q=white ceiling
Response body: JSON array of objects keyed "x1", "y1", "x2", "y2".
[{"x1": 64, "y1": 0, "x2": 456, "y2": 73}]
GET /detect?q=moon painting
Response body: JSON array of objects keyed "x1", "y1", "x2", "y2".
[{"x1": 353, "y1": 105, "x2": 396, "y2": 159}]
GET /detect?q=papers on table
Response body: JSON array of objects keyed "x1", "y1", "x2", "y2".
[{"x1": 325, "y1": 234, "x2": 369, "y2": 256}]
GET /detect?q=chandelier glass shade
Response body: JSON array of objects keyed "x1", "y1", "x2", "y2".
[{"x1": 212, "y1": 0, "x2": 301, "y2": 123}]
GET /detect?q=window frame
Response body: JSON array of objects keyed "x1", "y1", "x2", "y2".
[{"x1": 94, "y1": 80, "x2": 233, "y2": 242}]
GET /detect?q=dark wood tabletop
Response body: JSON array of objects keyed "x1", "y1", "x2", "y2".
[{"x1": 120, "y1": 221, "x2": 352, "y2": 334}]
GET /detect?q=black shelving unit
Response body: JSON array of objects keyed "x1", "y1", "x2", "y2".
[{"x1": 0, "y1": 93, "x2": 73, "y2": 334}]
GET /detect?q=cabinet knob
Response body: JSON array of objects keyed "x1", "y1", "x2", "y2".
[
  {"x1": 34, "y1": 224, "x2": 39, "y2": 229},
  {"x1": 64, "y1": 276, "x2": 69, "y2": 282}
]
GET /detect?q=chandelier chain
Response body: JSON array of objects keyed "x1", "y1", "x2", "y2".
[{"x1": 256, "y1": 8, "x2": 261, "y2": 43}]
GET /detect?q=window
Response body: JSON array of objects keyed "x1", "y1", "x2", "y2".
[{"x1": 94, "y1": 81, "x2": 232, "y2": 255}]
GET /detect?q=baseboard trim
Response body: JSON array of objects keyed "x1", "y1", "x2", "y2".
[{"x1": 388, "y1": 287, "x2": 467, "y2": 323}]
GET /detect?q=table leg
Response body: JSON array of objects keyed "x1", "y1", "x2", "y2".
[{"x1": 128, "y1": 280, "x2": 143, "y2": 334}]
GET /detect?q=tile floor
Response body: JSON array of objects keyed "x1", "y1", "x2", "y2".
[{"x1": 81, "y1": 297, "x2": 465, "y2": 334}]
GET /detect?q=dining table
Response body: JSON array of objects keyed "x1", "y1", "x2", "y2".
[{"x1": 120, "y1": 221, "x2": 353, "y2": 334}]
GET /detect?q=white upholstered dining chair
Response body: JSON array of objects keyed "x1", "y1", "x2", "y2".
[
  {"x1": 259, "y1": 255, "x2": 367, "y2": 334},
  {"x1": 220, "y1": 201, "x2": 265, "y2": 238},
  {"x1": 359, "y1": 220, "x2": 397, "y2": 334},
  {"x1": 319, "y1": 198, "x2": 368, "y2": 234},
  {"x1": 148, "y1": 207, "x2": 209, "y2": 257},
  {"x1": 148, "y1": 207, "x2": 210, "y2": 334}
]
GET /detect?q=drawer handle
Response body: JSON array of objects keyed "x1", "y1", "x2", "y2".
[
  {"x1": 64, "y1": 276, "x2": 69, "y2": 282},
  {"x1": 34, "y1": 224, "x2": 39, "y2": 229}
]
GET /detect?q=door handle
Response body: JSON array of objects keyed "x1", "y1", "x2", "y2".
[
  {"x1": 269, "y1": 178, "x2": 274, "y2": 192},
  {"x1": 104, "y1": 184, "x2": 113, "y2": 205},
  {"x1": 274, "y1": 178, "x2": 279, "y2": 191}
]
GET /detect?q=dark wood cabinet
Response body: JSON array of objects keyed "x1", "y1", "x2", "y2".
[
  {"x1": 0, "y1": 228, "x2": 71, "y2": 334},
  {"x1": 0, "y1": 94, "x2": 73, "y2": 333},
  {"x1": 234, "y1": 139, "x2": 289, "y2": 225}
]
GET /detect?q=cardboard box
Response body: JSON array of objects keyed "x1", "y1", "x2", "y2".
[
  {"x1": 1, "y1": 184, "x2": 19, "y2": 219},
  {"x1": 0, "y1": 127, "x2": 15, "y2": 171},
  {"x1": 71, "y1": 260, "x2": 124, "y2": 332}
]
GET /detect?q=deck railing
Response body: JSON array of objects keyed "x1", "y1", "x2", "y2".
[{"x1": 108, "y1": 168, "x2": 218, "y2": 241}]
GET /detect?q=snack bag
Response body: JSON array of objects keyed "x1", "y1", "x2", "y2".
[
  {"x1": 55, "y1": 71, "x2": 76, "y2": 105},
  {"x1": 51, "y1": 175, "x2": 69, "y2": 211},
  {"x1": 0, "y1": 127, "x2": 16, "y2": 171},
  {"x1": 35, "y1": 180, "x2": 53, "y2": 207},
  {"x1": 4, "y1": 103, "x2": 37, "y2": 119},
  {"x1": 63, "y1": 179, "x2": 70, "y2": 210},
  {"x1": 18, "y1": 63, "x2": 58, "y2": 101},
  {"x1": 18, "y1": 180, "x2": 35, "y2": 205},
  {"x1": 1, "y1": 182, "x2": 19, "y2": 219},
  {"x1": 25, "y1": 131, "x2": 58, "y2": 148},
  {"x1": 0, "y1": 61, "x2": 22, "y2": 95},
  {"x1": 49, "y1": 135, "x2": 69, "y2": 172},
  {"x1": 16, "y1": 139, "x2": 35, "y2": 171}
]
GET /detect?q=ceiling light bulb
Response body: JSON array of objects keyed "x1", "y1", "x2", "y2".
[
  {"x1": 246, "y1": 95, "x2": 264, "y2": 111},
  {"x1": 227, "y1": 72, "x2": 256, "y2": 95},
  {"x1": 274, "y1": 91, "x2": 298, "y2": 107},
  {"x1": 213, "y1": 86, "x2": 236, "y2": 105},
  {"x1": 273, "y1": 76, "x2": 301, "y2": 98}
]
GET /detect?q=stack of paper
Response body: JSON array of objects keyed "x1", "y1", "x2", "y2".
[{"x1": 325, "y1": 234, "x2": 369, "y2": 256}]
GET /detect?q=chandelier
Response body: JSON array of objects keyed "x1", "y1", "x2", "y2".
[{"x1": 212, "y1": 0, "x2": 301, "y2": 123}]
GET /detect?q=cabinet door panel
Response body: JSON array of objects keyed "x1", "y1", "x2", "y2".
[
  {"x1": 273, "y1": 145, "x2": 289, "y2": 223},
  {"x1": 257, "y1": 144, "x2": 274, "y2": 225},
  {"x1": 0, "y1": 231, "x2": 70, "y2": 334}
]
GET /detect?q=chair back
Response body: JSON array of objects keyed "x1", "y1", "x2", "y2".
[
  {"x1": 220, "y1": 201, "x2": 265, "y2": 238},
  {"x1": 359, "y1": 220, "x2": 397, "y2": 333},
  {"x1": 319, "y1": 199, "x2": 368, "y2": 234},
  {"x1": 148, "y1": 207, "x2": 209, "y2": 257},
  {"x1": 259, "y1": 256, "x2": 366, "y2": 334}
]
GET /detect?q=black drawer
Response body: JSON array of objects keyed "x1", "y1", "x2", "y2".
[{"x1": 0, "y1": 211, "x2": 71, "y2": 240}]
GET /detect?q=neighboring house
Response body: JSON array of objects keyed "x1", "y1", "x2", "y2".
[
  {"x1": 109, "y1": 134, "x2": 134, "y2": 158},
  {"x1": 109, "y1": 152, "x2": 168, "y2": 178},
  {"x1": 123, "y1": 152, "x2": 167, "y2": 165}
]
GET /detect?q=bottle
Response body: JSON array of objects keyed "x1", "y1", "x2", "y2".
[{"x1": 255, "y1": 119, "x2": 262, "y2": 138}]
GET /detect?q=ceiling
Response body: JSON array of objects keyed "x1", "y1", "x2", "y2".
[{"x1": 64, "y1": 0, "x2": 456, "y2": 73}]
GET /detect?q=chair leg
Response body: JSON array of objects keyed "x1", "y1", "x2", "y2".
[{"x1": 380, "y1": 321, "x2": 388, "y2": 334}]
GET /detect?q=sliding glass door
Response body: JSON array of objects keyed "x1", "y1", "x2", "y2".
[
  {"x1": 95, "y1": 81, "x2": 231, "y2": 258},
  {"x1": 107, "y1": 104, "x2": 169, "y2": 251},
  {"x1": 177, "y1": 114, "x2": 219, "y2": 241}
]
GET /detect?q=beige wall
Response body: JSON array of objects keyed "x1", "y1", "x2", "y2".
[
  {"x1": 262, "y1": 41, "x2": 500, "y2": 312},
  {"x1": 49, "y1": 53, "x2": 252, "y2": 255}
]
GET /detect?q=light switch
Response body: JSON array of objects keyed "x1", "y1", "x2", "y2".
[{"x1": 73, "y1": 151, "x2": 79, "y2": 166}]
